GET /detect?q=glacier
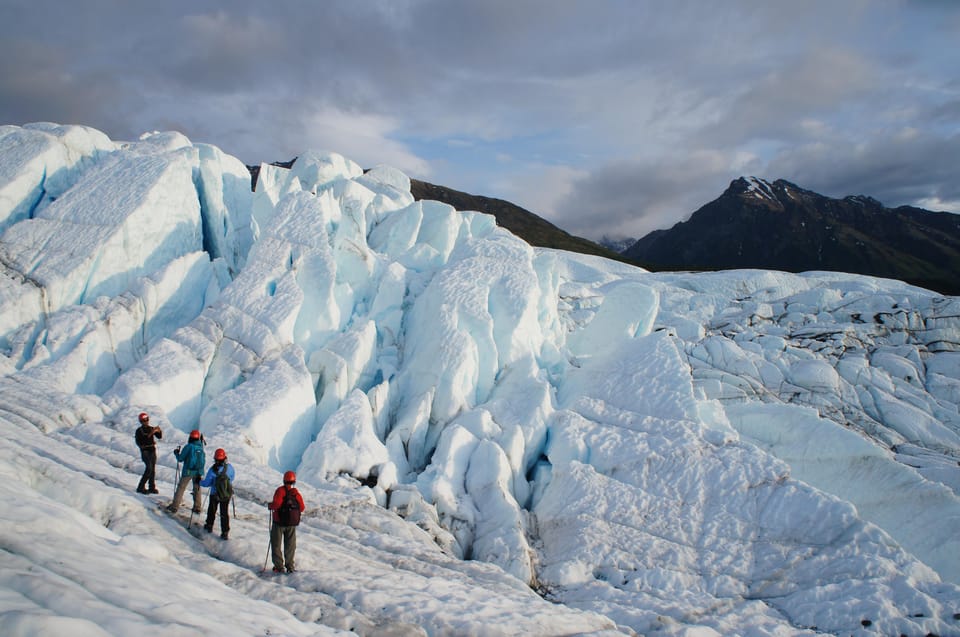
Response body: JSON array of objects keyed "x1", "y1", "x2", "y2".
[{"x1": 1, "y1": 122, "x2": 959, "y2": 636}]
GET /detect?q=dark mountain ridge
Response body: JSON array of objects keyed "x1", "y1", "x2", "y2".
[
  {"x1": 408, "y1": 179, "x2": 623, "y2": 260},
  {"x1": 625, "y1": 177, "x2": 960, "y2": 295}
]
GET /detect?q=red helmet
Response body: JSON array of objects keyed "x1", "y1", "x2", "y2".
[
  {"x1": 283, "y1": 471, "x2": 296, "y2": 484},
  {"x1": 138, "y1": 412, "x2": 149, "y2": 423},
  {"x1": 189, "y1": 429, "x2": 201, "y2": 441},
  {"x1": 214, "y1": 448, "x2": 226, "y2": 461}
]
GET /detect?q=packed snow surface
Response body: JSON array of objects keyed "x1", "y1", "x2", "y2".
[{"x1": 1, "y1": 123, "x2": 959, "y2": 636}]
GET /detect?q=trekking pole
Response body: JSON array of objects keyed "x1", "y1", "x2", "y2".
[{"x1": 261, "y1": 512, "x2": 272, "y2": 572}]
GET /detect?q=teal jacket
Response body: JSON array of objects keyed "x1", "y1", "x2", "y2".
[{"x1": 174, "y1": 440, "x2": 205, "y2": 476}]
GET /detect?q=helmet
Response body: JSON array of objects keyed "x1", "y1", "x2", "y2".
[
  {"x1": 214, "y1": 448, "x2": 226, "y2": 461},
  {"x1": 283, "y1": 471, "x2": 296, "y2": 484},
  {"x1": 189, "y1": 429, "x2": 201, "y2": 441},
  {"x1": 138, "y1": 412, "x2": 149, "y2": 423}
]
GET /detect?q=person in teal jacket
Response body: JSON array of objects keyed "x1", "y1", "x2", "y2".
[
  {"x1": 199, "y1": 448, "x2": 235, "y2": 539},
  {"x1": 167, "y1": 430, "x2": 205, "y2": 513}
]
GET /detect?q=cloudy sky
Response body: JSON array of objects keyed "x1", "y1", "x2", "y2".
[{"x1": 2, "y1": 0, "x2": 958, "y2": 240}]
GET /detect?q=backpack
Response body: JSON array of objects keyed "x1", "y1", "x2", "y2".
[
  {"x1": 215, "y1": 465, "x2": 233, "y2": 501},
  {"x1": 277, "y1": 487, "x2": 301, "y2": 526}
]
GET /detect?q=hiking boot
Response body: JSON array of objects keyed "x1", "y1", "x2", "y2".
[
  {"x1": 272, "y1": 566, "x2": 283, "y2": 573},
  {"x1": 148, "y1": 488, "x2": 159, "y2": 494},
  {"x1": 136, "y1": 487, "x2": 147, "y2": 494},
  {"x1": 192, "y1": 508, "x2": 202, "y2": 514},
  {"x1": 203, "y1": 525, "x2": 212, "y2": 533},
  {"x1": 221, "y1": 532, "x2": 228, "y2": 540},
  {"x1": 166, "y1": 505, "x2": 178, "y2": 513},
  {"x1": 286, "y1": 566, "x2": 295, "y2": 573}
]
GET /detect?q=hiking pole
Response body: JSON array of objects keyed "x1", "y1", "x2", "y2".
[{"x1": 261, "y1": 512, "x2": 272, "y2": 573}]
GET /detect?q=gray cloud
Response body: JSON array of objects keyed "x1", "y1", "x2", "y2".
[
  {"x1": 767, "y1": 130, "x2": 960, "y2": 209},
  {"x1": 546, "y1": 151, "x2": 757, "y2": 240},
  {"x1": 1, "y1": 0, "x2": 956, "y2": 240}
]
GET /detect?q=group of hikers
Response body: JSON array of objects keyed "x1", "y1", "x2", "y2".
[{"x1": 134, "y1": 411, "x2": 305, "y2": 574}]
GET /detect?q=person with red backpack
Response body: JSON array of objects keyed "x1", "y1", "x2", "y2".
[
  {"x1": 168, "y1": 430, "x2": 206, "y2": 514},
  {"x1": 268, "y1": 471, "x2": 305, "y2": 573},
  {"x1": 134, "y1": 412, "x2": 162, "y2": 494}
]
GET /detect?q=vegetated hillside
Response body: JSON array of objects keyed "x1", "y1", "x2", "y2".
[
  {"x1": 624, "y1": 177, "x2": 960, "y2": 295},
  {"x1": 409, "y1": 179, "x2": 623, "y2": 260}
]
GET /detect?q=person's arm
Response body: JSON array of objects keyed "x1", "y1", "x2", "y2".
[
  {"x1": 268, "y1": 487, "x2": 284, "y2": 510},
  {"x1": 153, "y1": 427, "x2": 163, "y2": 440},
  {"x1": 199, "y1": 467, "x2": 215, "y2": 488},
  {"x1": 296, "y1": 490, "x2": 305, "y2": 511},
  {"x1": 226, "y1": 464, "x2": 235, "y2": 481}
]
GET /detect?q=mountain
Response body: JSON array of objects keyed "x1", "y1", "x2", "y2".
[
  {"x1": 597, "y1": 234, "x2": 638, "y2": 254},
  {"x1": 625, "y1": 177, "x2": 960, "y2": 295},
  {"x1": 2, "y1": 123, "x2": 960, "y2": 636},
  {"x1": 409, "y1": 179, "x2": 624, "y2": 260}
]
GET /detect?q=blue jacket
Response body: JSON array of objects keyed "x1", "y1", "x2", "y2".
[
  {"x1": 199, "y1": 462, "x2": 235, "y2": 494},
  {"x1": 174, "y1": 440, "x2": 205, "y2": 476}
]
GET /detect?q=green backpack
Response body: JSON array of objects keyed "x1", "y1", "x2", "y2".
[{"x1": 215, "y1": 465, "x2": 233, "y2": 500}]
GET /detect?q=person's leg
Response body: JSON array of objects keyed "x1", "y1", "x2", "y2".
[
  {"x1": 284, "y1": 527, "x2": 297, "y2": 571},
  {"x1": 204, "y1": 494, "x2": 218, "y2": 531},
  {"x1": 271, "y1": 524, "x2": 284, "y2": 570},
  {"x1": 168, "y1": 474, "x2": 191, "y2": 510},
  {"x1": 190, "y1": 476, "x2": 201, "y2": 512},
  {"x1": 145, "y1": 448, "x2": 158, "y2": 492},
  {"x1": 137, "y1": 449, "x2": 150, "y2": 492},
  {"x1": 219, "y1": 498, "x2": 230, "y2": 536}
]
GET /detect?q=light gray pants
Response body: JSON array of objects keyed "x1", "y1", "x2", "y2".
[
  {"x1": 271, "y1": 524, "x2": 297, "y2": 571},
  {"x1": 170, "y1": 475, "x2": 201, "y2": 512}
]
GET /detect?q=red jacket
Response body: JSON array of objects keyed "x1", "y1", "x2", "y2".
[{"x1": 268, "y1": 485, "x2": 305, "y2": 523}]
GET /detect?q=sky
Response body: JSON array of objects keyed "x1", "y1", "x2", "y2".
[{"x1": 2, "y1": 0, "x2": 958, "y2": 241}]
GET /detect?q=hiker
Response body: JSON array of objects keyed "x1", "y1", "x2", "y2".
[
  {"x1": 168, "y1": 430, "x2": 206, "y2": 514},
  {"x1": 268, "y1": 471, "x2": 305, "y2": 573},
  {"x1": 134, "y1": 412, "x2": 162, "y2": 494},
  {"x1": 199, "y1": 448, "x2": 234, "y2": 539}
]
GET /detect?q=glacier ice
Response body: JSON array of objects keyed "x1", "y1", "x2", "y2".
[{"x1": 1, "y1": 123, "x2": 959, "y2": 635}]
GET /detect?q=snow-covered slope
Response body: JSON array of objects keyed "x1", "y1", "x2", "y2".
[{"x1": 1, "y1": 123, "x2": 959, "y2": 636}]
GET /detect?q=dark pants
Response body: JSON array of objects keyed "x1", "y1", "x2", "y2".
[
  {"x1": 137, "y1": 447, "x2": 157, "y2": 491},
  {"x1": 206, "y1": 495, "x2": 230, "y2": 534}
]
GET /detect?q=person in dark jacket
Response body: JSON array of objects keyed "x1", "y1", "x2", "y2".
[
  {"x1": 168, "y1": 430, "x2": 205, "y2": 513},
  {"x1": 200, "y1": 448, "x2": 235, "y2": 539},
  {"x1": 134, "y1": 412, "x2": 162, "y2": 494},
  {"x1": 268, "y1": 471, "x2": 305, "y2": 573}
]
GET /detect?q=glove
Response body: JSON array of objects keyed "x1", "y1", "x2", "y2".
[{"x1": 175, "y1": 446, "x2": 181, "y2": 455}]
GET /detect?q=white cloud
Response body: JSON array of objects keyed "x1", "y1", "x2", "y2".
[{"x1": 296, "y1": 107, "x2": 432, "y2": 176}]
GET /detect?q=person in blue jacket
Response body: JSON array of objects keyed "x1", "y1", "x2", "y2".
[
  {"x1": 200, "y1": 448, "x2": 235, "y2": 539},
  {"x1": 168, "y1": 430, "x2": 205, "y2": 513}
]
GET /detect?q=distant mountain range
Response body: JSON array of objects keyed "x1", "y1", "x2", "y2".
[{"x1": 624, "y1": 177, "x2": 960, "y2": 295}]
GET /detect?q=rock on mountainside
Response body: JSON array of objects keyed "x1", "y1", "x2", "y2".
[{"x1": 625, "y1": 177, "x2": 960, "y2": 295}]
